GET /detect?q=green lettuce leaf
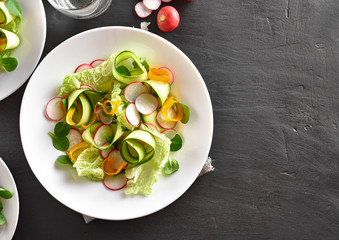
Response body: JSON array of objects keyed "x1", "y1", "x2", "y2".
[
  {"x1": 59, "y1": 54, "x2": 115, "y2": 95},
  {"x1": 125, "y1": 124, "x2": 171, "y2": 195},
  {"x1": 73, "y1": 148, "x2": 104, "y2": 181}
]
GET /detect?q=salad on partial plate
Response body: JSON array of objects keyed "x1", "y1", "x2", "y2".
[
  {"x1": 45, "y1": 50, "x2": 190, "y2": 196},
  {"x1": 0, "y1": 0, "x2": 22, "y2": 72}
]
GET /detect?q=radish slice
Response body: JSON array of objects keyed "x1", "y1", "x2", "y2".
[
  {"x1": 143, "y1": 0, "x2": 161, "y2": 10},
  {"x1": 90, "y1": 59, "x2": 105, "y2": 68},
  {"x1": 156, "y1": 108, "x2": 177, "y2": 129},
  {"x1": 80, "y1": 84, "x2": 95, "y2": 90},
  {"x1": 161, "y1": 128, "x2": 177, "y2": 139},
  {"x1": 100, "y1": 110, "x2": 113, "y2": 125},
  {"x1": 108, "y1": 150, "x2": 127, "y2": 170},
  {"x1": 93, "y1": 124, "x2": 113, "y2": 146},
  {"x1": 135, "y1": 93, "x2": 158, "y2": 115},
  {"x1": 124, "y1": 82, "x2": 149, "y2": 102},
  {"x1": 45, "y1": 97, "x2": 65, "y2": 121},
  {"x1": 143, "y1": 123, "x2": 159, "y2": 132},
  {"x1": 103, "y1": 174, "x2": 128, "y2": 191},
  {"x1": 135, "y1": 2, "x2": 153, "y2": 18},
  {"x1": 125, "y1": 103, "x2": 141, "y2": 126},
  {"x1": 67, "y1": 128, "x2": 83, "y2": 151},
  {"x1": 100, "y1": 143, "x2": 115, "y2": 159},
  {"x1": 74, "y1": 64, "x2": 93, "y2": 73},
  {"x1": 159, "y1": 67, "x2": 174, "y2": 85},
  {"x1": 162, "y1": 0, "x2": 173, "y2": 2}
]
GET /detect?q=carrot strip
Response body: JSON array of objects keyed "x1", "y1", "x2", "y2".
[
  {"x1": 69, "y1": 141, "x2": 89, "y2": 163},
  {"x1": 102, "y1": 99, "x2": 121, "y2": 116},
  {"x1": 160, "y1": 96, "x2": 183, "y2": 121},
  {"x1": 102, "y1": 157, "x2": 127, "y2": 176}
]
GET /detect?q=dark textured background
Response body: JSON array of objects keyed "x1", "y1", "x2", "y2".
[{"x1": 1, "y1": 0, "x2": 339, "y2": 239}]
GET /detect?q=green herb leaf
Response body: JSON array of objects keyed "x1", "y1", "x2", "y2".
[
  {"x1": 56, "y1": 155, "x2": 73, "y2": 165},
  {"x1": 0, "y1": 212, "x2": 5, "y2": 225},
  {"x1": 0, "y1": 200, "x2": 3, "y2": 212},
  {"x1": 0, "y1": 57, "x2": 18, "y2": 72},
  {"x1": 48, "y1": 132, "x2": 70, "y2": 151},
  {"x1": 0, "y1": 188, "x2": 12, "y2": 199},
  {"x1": 180, "y1": 103, "x2": 190, "y2": 124},
  {"x1": 5, "y1": 0, "x2": 22, "y2": 21},
  {"x1": 163, "y1": 156, "x2": 179, "y2": 175},
  {"x1": 116, "y1": 65, "x2": 131, "y2": 76},
  {"x1": 54, "y1": 122, "x2": 70, "y2": 137},
  {"x1": 140, "y1": 58, "x2": 149, "y2": 72},
  {"x1": 170, "y1": 134, "x2": 183, "y2": 152}
]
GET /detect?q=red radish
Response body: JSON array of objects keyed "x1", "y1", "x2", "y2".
[
  {"x1": 93, "y1": 124, "x2": 113, "y2": 146},
  {"x1": 66, "y1": 128, "x2": 83, "y2": 151},
  {"x1": 125, "y1": 103, "x2": 141, "y2": 126},
  {"x1": 45, "y1": 97, "x2": 66, "y2": 121},
  {"x1": 90, "y1": 59, "x2": 105, "y2": 68},
  {"x1": 124, "y1": 82, "x2": 149, "y2": 103},
  {"x1": 161, "y1": 128, "x2": 177, "y2": 140},
  {"x1": 74, "y1": 64, "x2": 93, "y2": 73},
  {"x1": 135, "y1": 93, "x2": 158, "y2": 115},
  {"x1": 95, "y1": 107, "x2": 102, "y2": 121},
  {"x1": 159, "y1": 67, "x2": 174, "y2": 85},
  {"x1": 103, "y1": 174, "x2": 128, "y2": 191},
  {"x1": 143, "y1": 0, "x2": 161, "y2": 10},
  {"x1": 107, "y1": 150, "x2": 127, "y2": 170},
  {"x1": 157, "y1": 6, "x2": 180, "y2": 32},
  {"x1": 135, "y1": 1, "x2": 153, "y2": 18},
  {"x1": 156, "y1": 108, "x2": 177, "y2": 129},
  {"x1": 162, "y1": 0, "x2": 173, "y2": 2},
  {"x1": 100, "y1": 143, "x2": 115, "y2": 159},
  {"x1": 80, "y1": 84, "x2": 95, "y2": 90},
  {"x1": 99, "y1": 111, "x2": 113, "y2": 125},
  {"x1": 143, "y1": 123, "x2": 159, "y2": 132}
]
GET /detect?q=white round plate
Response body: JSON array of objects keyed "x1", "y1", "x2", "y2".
[
  {"x1": 0, "y1": 0, "x2": 46, "y2": 100},
  {"x1": 0, "y1": 157, "x2": 19, "y2": 240},
  {"x1": 20, "y1": 26, "x2": 213, "y2": 220}
]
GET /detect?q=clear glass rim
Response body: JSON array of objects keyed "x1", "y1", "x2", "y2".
[{"x1": 47, "y1": 0, "x2": 95, "y2": 11}]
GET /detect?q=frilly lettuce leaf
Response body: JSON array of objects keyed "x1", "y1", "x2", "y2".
[
  {"x1": 73, "y1": 148, "x2": 104, "y2": 181},
  {"x1": 59, "y1": 54, "x2": 115, "y2": 95},
  {"x1": 125, "y1": 124, "x2": 171, "y2": 195}
]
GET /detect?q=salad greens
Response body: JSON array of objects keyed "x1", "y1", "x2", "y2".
[
  {"x1": 0, "y1": 187, "x2": 12, "y2": 226},
  {"x1": 48, "y1": 50, "x2": 190, "y2": 195}
]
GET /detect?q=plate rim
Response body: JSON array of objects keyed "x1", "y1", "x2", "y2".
[{"x1": 20, "y1": 26, "x2": 214, "y2": 220}]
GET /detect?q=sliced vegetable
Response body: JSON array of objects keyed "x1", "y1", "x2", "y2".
[
  {"x1": 103, "y1": 174, "x2": 128, "y2": 191},
  {"x1": 148, "y1": 68, "x2": 171, "y2": 83},
  {"x1": 160, "y1": 96, "x2": 183, "y2": 122},
  {"x1": 159, "y1": 67, "x2": 174, "y2": 85},
  {"x1": 90, "y1": 59, "x2": 105, "y2": 68},
  {"x1": 143, "y1": 0, "x2": 161, "y2": 10},
  {"x1": 74, "y1": 64, "x2": 93, "y2": 73},
  {"x1": 125, "y1": 103, "x2": 141, "y2": 126},
  {"x1": 0, "y1": 2, "x2": 16, "y2": 25},
  {"x1": 66, "y1": 128, "x2": 83, "y2": 151},
  {"x1": 45, "y1": 97, "x2": 66, "y2": 121},
  {"x1": 107, "y1": 150, "x2": 127, "y2": 170},
  {"x1": 142, "y1": 123, "x2": 159, "y2": 132},
  {"x1": 93, "y1": 124, "x2": 114, "y2": 147},
  {"x1": 124, "y1": 82, "x2": 149, "y2": 103},
  {"x1": 135, "y1": 1, "x2": 153, "y2": 18},
  {"x1": 135, "y1": 92, "x2": 158, "y2": 115},
  {"x1": 161, "y1": 128, "x2": 176, "y2": 139},
  {"x1": 69, "y1": 141, "x2": 89, "y2": 163},
  {"x1": 145, "y1": 80, "x2": 170, "y2": 106},
  {"x1": 142, "y1": 110, "x2": 163, "y2": 131},
  {"x1": 156, "y1": 109, "x2": 177, "y2": 129}
]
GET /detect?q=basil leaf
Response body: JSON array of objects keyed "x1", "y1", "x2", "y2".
[
  {"x1": 56, "y1": 155, "x2": 73, "y2": 165},
  {"x1": 116, "y1": 65, "x2": 130, "y2": 76},
  {"x1": 0, "y1": 212, "x2": 5, "y2": 225},
  {"x1": 54, "y1": 122, "x2": 70, "y2": 137},
  {"x1": 170, "y1": 134, "x2": 182, "y2": 152},
  {"x1": 163, "y1": 156, "x2": 179, "y2": 175},
  {"x1": 48, "y1": 132, "x2": 69, "y2": 151},
  {"x1": 5, "y1": 0, "x2": 22, "y2": 21},
  {"x1": 0, "y1": 188, "x2": 12, "y2": 199},
  {"x1": 0, "y1": 57, "x2": 18, "y2": 72}
]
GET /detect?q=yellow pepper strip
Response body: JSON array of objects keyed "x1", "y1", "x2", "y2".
[
  {"x1": 102, "y1": 99, "x2": 121, "y2": 116},
  {"x1": 69, "y1": 141, "x2": 89, "y2": 163},
  {"x1": 160, "y1": 96, "x2": 184, "y2": 122},
  {"x1": 66, "y1": 106, "x2": 77, "y2": 126},
  {"x1": 0, "y1": 38, "x2": 6, "y2": 46},
  {"x1": 102, "y1": 157, "x2": 128, "y2": 176},
  {"x1": 147, "y1": 68, "x2": 170, "y2": 83}
]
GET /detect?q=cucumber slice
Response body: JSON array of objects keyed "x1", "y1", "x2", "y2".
[
  {"x1": 145, "y1": 80, "x2": 170, "y2": 106},
  {"x1": 0, "y1": 28, "x2": 19, "y2": 51},
  {"x1": 0, "y1": 2, "x2": 15, "y2": 25},
  {"x1": 142, "y1": 110, "x2": 163, "y2": 131}
]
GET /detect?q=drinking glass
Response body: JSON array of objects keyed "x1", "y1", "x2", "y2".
[{"x1": 47, "y1": 0, "x2": 112, "y2": 19}]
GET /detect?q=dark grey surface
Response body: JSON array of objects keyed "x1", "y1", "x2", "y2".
[{"x1": 1, "y1": 0, "x2": 339, "y2": 239}]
